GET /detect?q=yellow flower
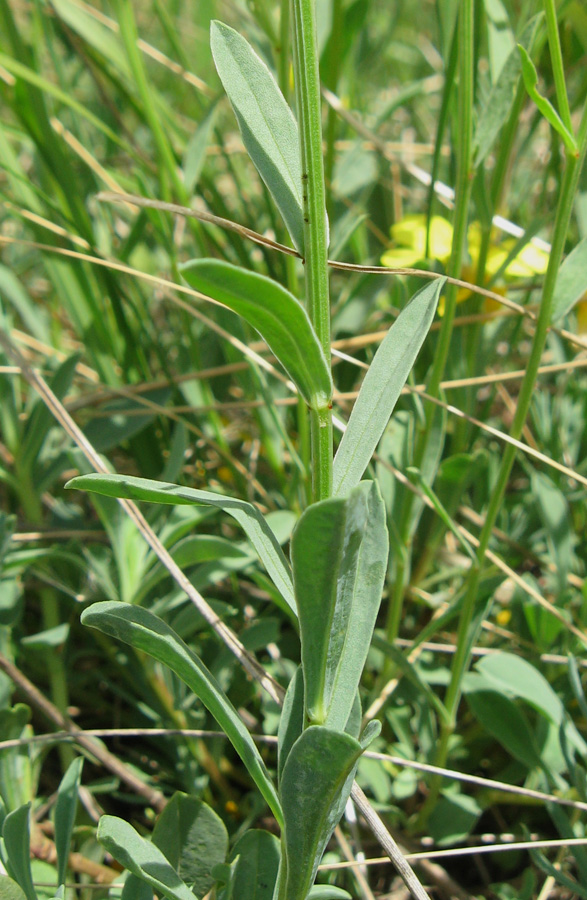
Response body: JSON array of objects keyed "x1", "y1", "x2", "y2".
[{"x1": 381, "y1": 214, "x2": 550, "y2": 313}]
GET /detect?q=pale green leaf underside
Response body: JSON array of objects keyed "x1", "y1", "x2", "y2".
[
  {"x1": 81, "y1": 602, "x2": 282, "y2": 826},
  {"x1": 97, "y1": 816, "x2": 194, "y2": 900},
  {"x1": 66, "y1": 472, "x2": 295, "y2": 613},
  {"x1": 279, "y1": 727, "x2": 362, "y2": 900},
  {"x1": 211, "y1": 20, "x2": 304, "y2": 253},
  {"x1": 180, "y1": 259, "x2": 332, "y2": 410},
  {"x1": 333, "y1": 277, "x2": 445, "y2": 496},
  {"x1": 291, "y1": 481, "x2": 388, "y2": 731},
  {"x1": 552, "y1": 236, "x2": 587, "y2": 321}
]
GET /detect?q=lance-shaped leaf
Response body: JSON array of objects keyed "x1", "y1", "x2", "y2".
[
  {"x1": 180, "y1": 259, "x2": 332, "y2": 411},
  {"x1": 66, "y1": 473, "x2": 295, "y2": 614},
  {"x1": 291, "y1": 481, "x2": 388, "y2": 731},
  {"x1": 210, "y1": 20, "x2": 304, "y2": 253},
  {"x1": 279, "y1": 727, "x2": 363, "y2": 900},
  {"x1": 54, "y1": 756, "x2": 84, "y2": 888},
  {"x1": 333, "y1": 278, "x2": 444, "y2": 497},
  {"x1": 81, "y1": 602, "x2": 282, "y2": 827},
  {"x1": 97, "y1": 816, "x2": 195, "y2": 900},
  {"x1": 2, "y1": 804, "x2": 36, "y2": 900},
  {"x1": 518, "y1": 45, "x2": 577, "y2": 156}
]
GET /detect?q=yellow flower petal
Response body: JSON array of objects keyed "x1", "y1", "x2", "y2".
[
  {"x1": 389, "y1": 214, "x2": 453, "y2": 261},
  {"x1": 380, "y1": 246, "x2": 426, "y2": 268},
  {"x1": 577, "y1": 298, "x2": 587, "y2": 334}
]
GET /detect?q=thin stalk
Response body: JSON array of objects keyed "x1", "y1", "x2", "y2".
[
  {"x1": 291, "y1": 0, "x2": 333, "y2": 502},
  {"x1": 421, "y1": 99, "x2": 587, "y2": 823},
  {"x1": 324, "y1": 0, "x2": 344, "y2": 211},
  {"x1": 384, "y1": 0, "x2": 474, "y2": 647},
  {"x1": 544, "y1": 0, "x2": 573, "y2": 133},
  {"x1": 278, "y1": 0, "x2": 290, "y2": 97},
  {"x1": 113, "y1": 0, "x2": 187, "y2": 204}
]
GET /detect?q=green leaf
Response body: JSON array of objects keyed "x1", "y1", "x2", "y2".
[
  {"x1": 291, "y1": 481, "x2": 388, "y2": 730},
  {"x1": 180, "y1": 259, "x2": 332, "y2": 411},
  {"x1": 0, "y1": 876, "x2": 27, "y2": 900},
  {"x1": 20, "y1": 355, "x2": 79, "y2": 471},
  {"x1": 54, "y1": 757, "x2": 84, "y2": 887},
  {"x1": 226, "y1": 830, "x2": 281, "y2": 900},
  {"x1": 97, "y1": 816, "x2": 195, "y2": 900},
  {"x1": 210, "y1": 20, "x2": 304, "y2": 253},
  {"x1": 474, "y1": 16, "x2": 540, "y2": 165},
  {"x1": 2, "y1": 804, "x2": 36, "y2": 900},
  {"x1": 151, "y1": 793, "x2": 228, "y2": 897},
  {"x1": 332, "y1": 278, "x2": 444, "y2": 496},
  {"x1": 0, "y1": 705, "x2": 33, "y2": 811},
  {"x1": 278, "y1": 666, "x2": 305, "y2": 783},
  {"x1": 121, "y1": 875, "x2": 154, "y2": 900},
  {"x1": 552, "y1": 237, "x2": 587, "y2": 321},
  {"x1": 517, "y1": 45, "x2": 578, "y2": 155},
  {"x1": 183, "y1": 103, "x2": 218, "y2": 195},
  {"x1": 428, "y1": 793, "x2": 481, "y2": 846},
  {"x1": 279, "y1": 727, "x2": 363, "y2": 900},
  {"x1": 81, "y1": 602, "x2": 282, "y2": 827},
  {"x1": 66, "y1": 473, "x2": 295, "y2": 614},
  {"x1": 532, "y1": 470, "x2": 573, "y2": 592},
  {"x1": 50, "y1": 0, "x2": 130, "y2": 78},
  {"x1": 308, "y1": 889, "x2": 352, "y2": 900},
  {"x1": 465, "y1": 682, "x2": 544, "y2": 769},
  {"x1": 476, "y1": 652, "x2": 587, "y2": 755}
]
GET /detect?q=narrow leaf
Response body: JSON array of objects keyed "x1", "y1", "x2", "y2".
[
  {"x1": 552, "y1": 237, "x2": 587, "y2": 321},
  {"x1": 97, "y1": 816, "x2": 195, "y2": 900},
  {"x1": 81, "y1": 602, "x2": 282, "y2": 827},
  {"x1": 291, "y1": 481, "x2": 388, "y2": 730},
  {"x1": 279, "y1": 727, "x2": 362, "y2": 900},
  {"x1": 278, "y1": 666, "x2": 304, "y2": 783},
  {"x1": 54, "y1": 756, "x2": 84, "y2": 887},
  {"x1": 1, "y1": 804, "x2": 36, "y2": 900},
  {"x1": 333, "y1": 278, "x2": 444, "y2": 496},
  {"x1": 210, "y1": 20, "x2": 304, "y2": 253},
  {"x1": 180, "y1": 259, "x2": 332, "y2": 410},
  {"x1": 474, "y1": 16, "x2": 540, "y2": 166},
  {"x1": 518, "y1": 45, "x2": 577, "y2": 155},
  {"x1": 66, "y1": 472, "x2": 295, "y2": 614}
]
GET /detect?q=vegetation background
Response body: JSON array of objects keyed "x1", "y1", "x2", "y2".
[{"x1": 1, "y1": 0, "x2": 587, "y2": 897}]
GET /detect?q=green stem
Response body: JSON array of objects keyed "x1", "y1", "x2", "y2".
[
  {"x1": 278, "y1": 0, "x2": 290, "y2": 96},
  {"x1": 114, "y1": 0, "x2": 187, "y2": 204},
  {"x1": 324, "y1": 0, "x2": 343, "y2": 211},
  {"x1": 291, "y1": 0, "x2": 333, "y2": 502},
  {"x1": 422, "y1": 100, "x2": 587, "y2": 822},
  {"x1": 384, "y1": 0, "x2": 474, "y2": 648},
  {"x1": 426, "y1": 0, "x2": 474, "y2": 400},
  {"x1": 544, "y1": 0, "x2": 573, "y2": 134}
]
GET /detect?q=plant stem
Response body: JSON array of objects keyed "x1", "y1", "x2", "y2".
[
  {"x1": 384, "y1": 0, "x2": 474, "y2": 648},
  {"x1": 544, "y1": 0, "x2": 573, "y2": 134},
  {"x1": 422, "y1": 97, "x2": 587, "y2": 823},
  {"x1": 114, "y1": 0, "x2": 187, "y2": 204},
  {"x1": 291, "y1": 0, "x2": 333, "y2": 502}
]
